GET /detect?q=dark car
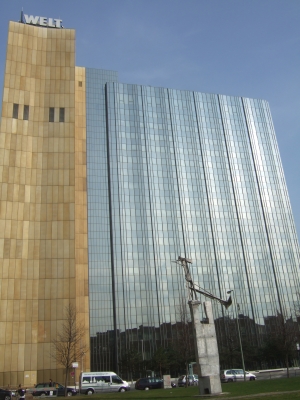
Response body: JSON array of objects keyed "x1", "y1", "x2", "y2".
[
  {"x1": 33, "y1": 383, "x2": 77, "y2": 397},
  {"x1": 0, "y1": 389, "x2": 12, "y2": 400},
  {"x1": 135, "y1": 378, "x2": 163, "y2": 390}
]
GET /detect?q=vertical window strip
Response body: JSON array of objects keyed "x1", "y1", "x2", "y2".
[
  {"x1": 49, "y1": 107, "x2": 55, "y2": 122},
  {"x1": 59, "y1": 107, "x2": 65, "y2": 122},
  {"x1": 23, "y1": 105, "x2": 29, "y2": 120},
  {"x1": 13, "y1": 103, "x2": 19, "y2": 119}
]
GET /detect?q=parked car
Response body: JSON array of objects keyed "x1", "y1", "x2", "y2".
[
  {"x1": 135, "y1": 377, "x2": 163, "y2": 390},
  {"x1": 32, "y1": 383, "x2": 77, "y2": 397},
  {"x1": 79, "y1": 372, "x2": 130, "y2": 394},
  {"x1": 220, "y1": 369, "x2": 256, "y2": 382},
  {"x1": 0, "y1": 388, "x2": 12, "y2": 400},
  {"x1": 178, "y1": 375, "x2": 198, "y2": 387}
]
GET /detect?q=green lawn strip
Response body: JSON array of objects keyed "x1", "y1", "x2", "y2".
[
  {"x1": 221, "y1": 377, "x2": 300, "y2": 397},
  {"x1": 72, "y1": 379, "x2": 300, "y2": 400},
  {"x1": 75, "y1": 386, "x2": 198, "y2": 399},
  {"x1": 231, "y1": 393, "x2": 300, "y2": 400}
]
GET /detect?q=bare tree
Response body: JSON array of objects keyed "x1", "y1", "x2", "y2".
[
  {"x1": 119, "y1": 348, "x2": 142, "y2": 381},
  {"x1": 262, "y1": 312, "x2": 299, "y2": 377},
  {"x1": 51, "y1": 303, "x2": 88, "y2": 396}
]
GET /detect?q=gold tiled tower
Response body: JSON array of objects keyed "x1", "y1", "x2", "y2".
[{"x1": 0, "y1": 21, "x2": 89, "y2": 385}]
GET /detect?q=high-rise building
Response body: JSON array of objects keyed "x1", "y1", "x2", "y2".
[{"x1": 0, "y1": 15, "x2": 299, "y2": 385}]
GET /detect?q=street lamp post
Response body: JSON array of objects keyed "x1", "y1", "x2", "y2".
[{"x1": 227, "y1": 290, "x2": 246, "y2": 381}]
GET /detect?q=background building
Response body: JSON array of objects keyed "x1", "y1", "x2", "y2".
[{"x1": 0, "y1": 16, "x2": 299, "y2": 384}]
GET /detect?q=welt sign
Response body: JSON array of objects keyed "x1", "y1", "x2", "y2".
[{"x1": 22, "y1": 14, "x2": 63, "y2": 28}]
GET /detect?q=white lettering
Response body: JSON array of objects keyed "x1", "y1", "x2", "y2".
[
  {"x1": 23, "y1": 14, "x2": 39, "y2": 25},
  {"x1": 48, "y1": 18, "x2": 56, "y2": 28},
  {"x1": 39, "y1": 17, "x2": 47, "y2": 26},
  {"x1": 54, "y1": 19, "x2": 63, "y2": 28},
  {"x1": 22, "y1": 14, "x2": 63, "y2": 28}
]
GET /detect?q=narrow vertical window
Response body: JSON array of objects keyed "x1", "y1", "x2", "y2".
[
  {"x1": 23, "y1": 105, "x2": 29, "y2": 120},
  {"x1": 78, "y1": 81, "x2": 82, "y2": 87},
  {"x1": 49, "y1": 107, "x2": 55, "y2": 122},
  {"x1": 13, "y1": 103, "x2": 19, "y2": 119},
  {"x1": 59, "y1": 107, "x2": 65, "y2": 122}
]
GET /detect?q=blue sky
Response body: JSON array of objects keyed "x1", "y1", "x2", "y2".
[{"x1": 1, "y1": 0, "x2": 299, "y2": 239}]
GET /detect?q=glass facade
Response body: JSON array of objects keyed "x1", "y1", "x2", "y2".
[{"x1": 86, "y1": 69, "x2": 300, "y2": 373}]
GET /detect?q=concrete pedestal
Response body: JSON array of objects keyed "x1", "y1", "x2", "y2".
[{"x1": 189, "y1": 300, "x2": 222, "y2": 395}]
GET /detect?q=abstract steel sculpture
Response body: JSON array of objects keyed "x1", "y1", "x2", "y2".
[{"x1": 177, "y1": 256, "x2": 232, "y2": 395}]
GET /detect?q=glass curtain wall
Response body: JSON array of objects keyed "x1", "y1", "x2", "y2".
[
  {"x1": 86, "y1": 73, "x2": 300, "y2": 373},
  {"x1": 86, "y1": 68, "x2": 119, "y2": 371}
]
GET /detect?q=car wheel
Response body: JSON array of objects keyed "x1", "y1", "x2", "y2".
[
  {"x1": 40, "y1": 394, "x2": 46, "y2": 397},
  {"x1": 227, "y1": 379, "x2": 233, "y2": 383},
  {"x1": 119, "y1": 388, "x2": 126, "y2": 392},
  {"x1": 67, "y1": 392, "x2": 73, "y2": 397},
  {"x1": 250, "y1": 377, "x2": 255, "y2": 381},
  {"x1": 86, "y1": 389, "x2": 94, "y2": 395},
  {"x1": 5, "y1": 396, "x2": 11, "y2": 400},
  {"x1": 144, "y1": 387, "x2": 150, "y2": 391}
]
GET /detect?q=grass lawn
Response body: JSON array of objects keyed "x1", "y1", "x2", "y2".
[{"x1": 72, "y1": 377, "x2": 300, "y2": 400}]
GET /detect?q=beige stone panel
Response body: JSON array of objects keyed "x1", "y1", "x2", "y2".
[
  {"x1": 40, "y1": 204, "x2": 47, "y2": 222},
  {"x1": 24, "y1": 343, "x2": 33, "y2": 371},
  {"x1": 0, "y1": 220, "x2": 4, "y2": 239},
  {"x1": 10, "y1": 343, "x2": 21, "y2": 372},
  {"x1": 52, "y1": 186, "x2": 58, "y2": 203},
  {"x1": 13, "y1": 168, "x2": 21, "y2": 188},
  {"x1": 0, "y1": 346, "x2": 4, "y2": 373},
  {"x1": 9, "y1": 239, "x2": 17, "y2": 260},
  {"x1": 5, "y1": 201, "x2": 13, "y2": 220},
  {"x1": 34, "y1": 221, "x2": 40, "y2": 239},
  {"x1": 4, "y1": 219, "x2": 11, "y2": 238},
  {"x1": 0, "y1": 185, "x2": 7, "y2": 204},
  {"x1": 44, "y1": 299, "x2": 52, "y2": 322},
  {"x1": 27, "y1": 262, "x2": 34, "y2": 281},
  {"x1": 14, "y1": 259, "x2": 22, "y2": 279},
  {"x1": 57, "y1": 186, "x2": 64, "y2": 203},
  {"x1": 3, "y1": 343, "x2": 12, "y2": 371},
  {"x1": 31, "y1": 319, "x2": 38, "y2": 344},
  {"x1": 12, "y1": 321, "x2": 20, "y2": 343},
  {"x1": 2, "y1": 259, "x2": 9, "y2": 279},
  {"x1": 7, "y1": 183, "x2": 14, "y2": 201},
  {"x1": 37, "y1": 240, "x2": 46, "y2": 260},
  {"x1": 16, "y1": 238, "x2": 23, "y2": 258},
  {"x1": 1, "y1": 165, "x2": 8, "y2": 183},
  {"x1": 37, "y1": 322, "x2": 46, "y2": 346},
  {"x1": 3, "y1": 239, "x2": 10, "y2": 260},
  {"x1": 56, "y1": 239, "x2": 63, "y2": 259},
  {"x1": 0, "y1": 301, "x2": 7, "y2": 327},
  {"x1": 5, "y1": 319, "x2": 13, "y2": 344},
  {"x1": 24, "y1": 169, "x2": 31, "y2": 187},
  {"x1": 0, "y1": 324, "x2": 7, "y2": 348},
  {"x1": 11, "y1": 279, "x2": 21, "y2": 300}
]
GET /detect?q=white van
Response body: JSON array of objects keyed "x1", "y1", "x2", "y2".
[{"x1": 79, "y1": 371, "x2": 130, "y2": 394}]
